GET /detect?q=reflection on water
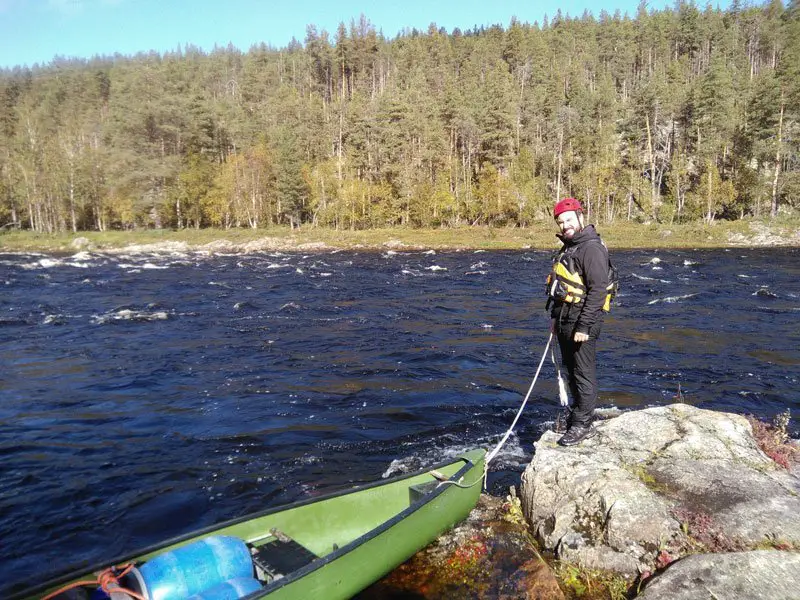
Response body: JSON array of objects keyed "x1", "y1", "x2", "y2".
[
  {"x1": 747, "y1": 348, "x2": 800, "y2": 366},
  {"x1": 0, "y1": 247, "x2": 798, "y2": 593}
]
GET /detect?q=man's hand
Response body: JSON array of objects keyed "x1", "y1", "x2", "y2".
[
  {"x1": 573, "y1": 331, "x2": 589, "y2": 343},
  {"x1": 550, "y1": 318, "x2": 556, "y2": 334}
]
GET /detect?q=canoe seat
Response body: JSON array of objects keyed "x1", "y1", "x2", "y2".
[
  {"x1": 409, "y1": 480, "x2": 439, "y2": 504},
  {"x1": 252, "y1": 531, "x2": 318, "y2": 582}
]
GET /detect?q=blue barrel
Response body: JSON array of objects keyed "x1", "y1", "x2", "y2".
[
  {"x1": 186, "y1": 577, "x2": 262, "y2": 600},
  {"x1": 134, "y1": 535, "x2": 254, "y2": 600}
]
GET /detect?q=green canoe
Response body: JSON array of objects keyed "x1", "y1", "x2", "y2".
[{"x1": 15, "y1": 448, "x2": 485, "y2": 600}]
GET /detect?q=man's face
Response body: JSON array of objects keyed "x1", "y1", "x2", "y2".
[{"x1": 556, "y1": 211, "x2": 583, "y2": 239}]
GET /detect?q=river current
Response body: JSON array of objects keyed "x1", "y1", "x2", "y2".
[{"x1": 1, "y1": 246, "x2": 798, "y2": 593}]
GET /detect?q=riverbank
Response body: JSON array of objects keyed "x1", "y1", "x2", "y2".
[
  {"x1": 1, "y1": 218, "x2": 798, "y2": 253},
  {"x1": 369, "y1": 407, "x2": 799, "y2": 599},
  {"x1": 520, "y1": 405, "x2": 800, "y2": 599}
]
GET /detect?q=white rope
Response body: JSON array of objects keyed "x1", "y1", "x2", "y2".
[
  {"x1": 485, "y1": 332, "x2": 554, "y2": 472},
  {"x1": 551, "y1": 343, "x2": 570, "y2": 407}
]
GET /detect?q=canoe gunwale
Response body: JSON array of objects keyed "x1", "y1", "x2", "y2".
[
  {"x1": 8, "y1": 449, "x2": 485, "y2": 600},
  {"x1": 252, "y1": 449, "x2": 484, "y2": 597}
]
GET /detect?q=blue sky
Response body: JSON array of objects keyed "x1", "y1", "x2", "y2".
[{"x1": 1, "y1": 0, "x2": 729, "y2": 69}]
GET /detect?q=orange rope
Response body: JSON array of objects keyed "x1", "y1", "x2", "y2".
[
  {"x1": 41, "y1": 564, "x2": 146, "y2": 600},
  {"x1": 41, "y1": 580, "x2": 98, "y2": 600}
]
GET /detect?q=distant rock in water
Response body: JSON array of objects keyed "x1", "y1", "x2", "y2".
[
  {"x1": 647, "y1": 293, "x2": 698, "y2": 305},
  {"x1": 233, "y1": 301, "x2": 259, "y2": 311},
  {"x1": 520, "y1": 404, "x2": 800, "y2": 591},
  {"x1": 0, "y1": 316, "x2": 29, "y2": 327},
  {"x1": 754, "y1": 287, "x2": 779, "y2": 298},
  {"x1": 91, "y1": 308, "x2": 170, "y2": 324}
]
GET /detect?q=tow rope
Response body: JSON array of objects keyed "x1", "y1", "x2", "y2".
[
  {"x1": 427, "y1": 332, "x2": 563, "y2": 490},
  {"x1": 482, "y1": 332, "x2": 556, "y2": 490}
]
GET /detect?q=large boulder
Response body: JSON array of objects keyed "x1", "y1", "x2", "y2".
[
  {"x1": 637, "y1": 550, "x2": 800, "y2": 599},
  {"x1": 520, "y1": 404, "x2": 800, "y2": 575}
]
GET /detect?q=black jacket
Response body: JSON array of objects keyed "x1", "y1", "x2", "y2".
[{"x1": 549, "y1": 224, "x2": 609, "y2": 335}]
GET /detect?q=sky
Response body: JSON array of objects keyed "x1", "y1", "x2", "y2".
[{"x1": 0, "y1": 0, "x2": 730, "y2": 70}]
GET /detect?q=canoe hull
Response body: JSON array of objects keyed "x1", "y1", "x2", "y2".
[
  {"x1": 261, "y1": 449, "x2": 485, "y2": 599},
  {"x1": 11, "y1": 448, "x2": 486, "y2": 600}
]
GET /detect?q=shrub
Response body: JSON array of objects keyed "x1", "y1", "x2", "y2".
[{"x1": 747, "y1": 409, "x2": 799, "y2": 470}]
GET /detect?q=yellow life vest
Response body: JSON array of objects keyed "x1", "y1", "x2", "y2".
[{"x1": 546, "y1": 248, "x2": 617, "y2": 312}]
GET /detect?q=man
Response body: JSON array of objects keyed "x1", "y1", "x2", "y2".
[{"x1": 546, "y1": 197, "x2": 612, "y2": 446}]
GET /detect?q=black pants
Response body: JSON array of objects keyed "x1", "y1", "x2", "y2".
[{"x1": 555, "y1": 320, "x2": 602, "y2": 428}]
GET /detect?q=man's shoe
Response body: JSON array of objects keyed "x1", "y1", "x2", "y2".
[{"x1": 558, "y1": 425, "x2": 597, "y2": 446}]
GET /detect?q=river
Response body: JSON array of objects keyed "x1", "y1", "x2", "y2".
[{"x1": 1, "y1": 247, "x2": 798, "y2": 594}]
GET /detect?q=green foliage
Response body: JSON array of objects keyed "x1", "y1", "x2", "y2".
[
  {"x1": 275, "y1": 127, "x2": 310, "y2": 228},
  {"x1": 172, "y1": 152, "x2": 217, "y2": 228},
  {"x1": 0, "y1": 4, "x2": 798, "y2": 233},
  {"x1": 554, "y1": 562, "x2": 632, "y2": 600}
]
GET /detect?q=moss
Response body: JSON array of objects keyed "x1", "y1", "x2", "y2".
[
  {"x1": 502, "y1": 493, "x2": 528, "y2": 528},
  {"x1": 623, "y1": 463, "x2": 669, "y2": 494},
  {"x1": 553, "y1": 562, "x2": 634, "y2": 600},
  {"x1": 751, "y1": 535, "x2": 800, "y2": 552}
]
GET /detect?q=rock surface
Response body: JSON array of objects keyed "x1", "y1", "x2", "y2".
[
  {"x1": 520, "y1": 404, "x2": 800, "y2": 577},
  {"x1": 637, "y1": 550, "x2": 800, "y2": 599}
]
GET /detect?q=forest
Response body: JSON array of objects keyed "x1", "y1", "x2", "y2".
[{"x1": 0, "y1": 0, "x2": 798, "y2": 233}]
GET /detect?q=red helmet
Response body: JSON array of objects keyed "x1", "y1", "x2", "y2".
[{"x1": 553, "y1": 197, "x2": 583, "y2": 218}]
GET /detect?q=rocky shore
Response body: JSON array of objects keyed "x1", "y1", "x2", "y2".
[
  {"x1": 372, "y1": 405, "x2": 799, "y2": 599},
  {"x1": 1, "y1": 216, "x2": 797, "y2": 255},
  {"x1": 68, "y1": 236, "x2": 334, "y2": 254},
  {"x1": 67, "y1": 222, "x2": 800, "y2": 254},
  {"x1": 521, "y1": 404, "x2": 800, "y2": 598}
]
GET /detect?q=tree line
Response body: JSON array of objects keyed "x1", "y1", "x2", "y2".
[{"x1": 0, "y1": 0, "x2": 798, "y2": 234}]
